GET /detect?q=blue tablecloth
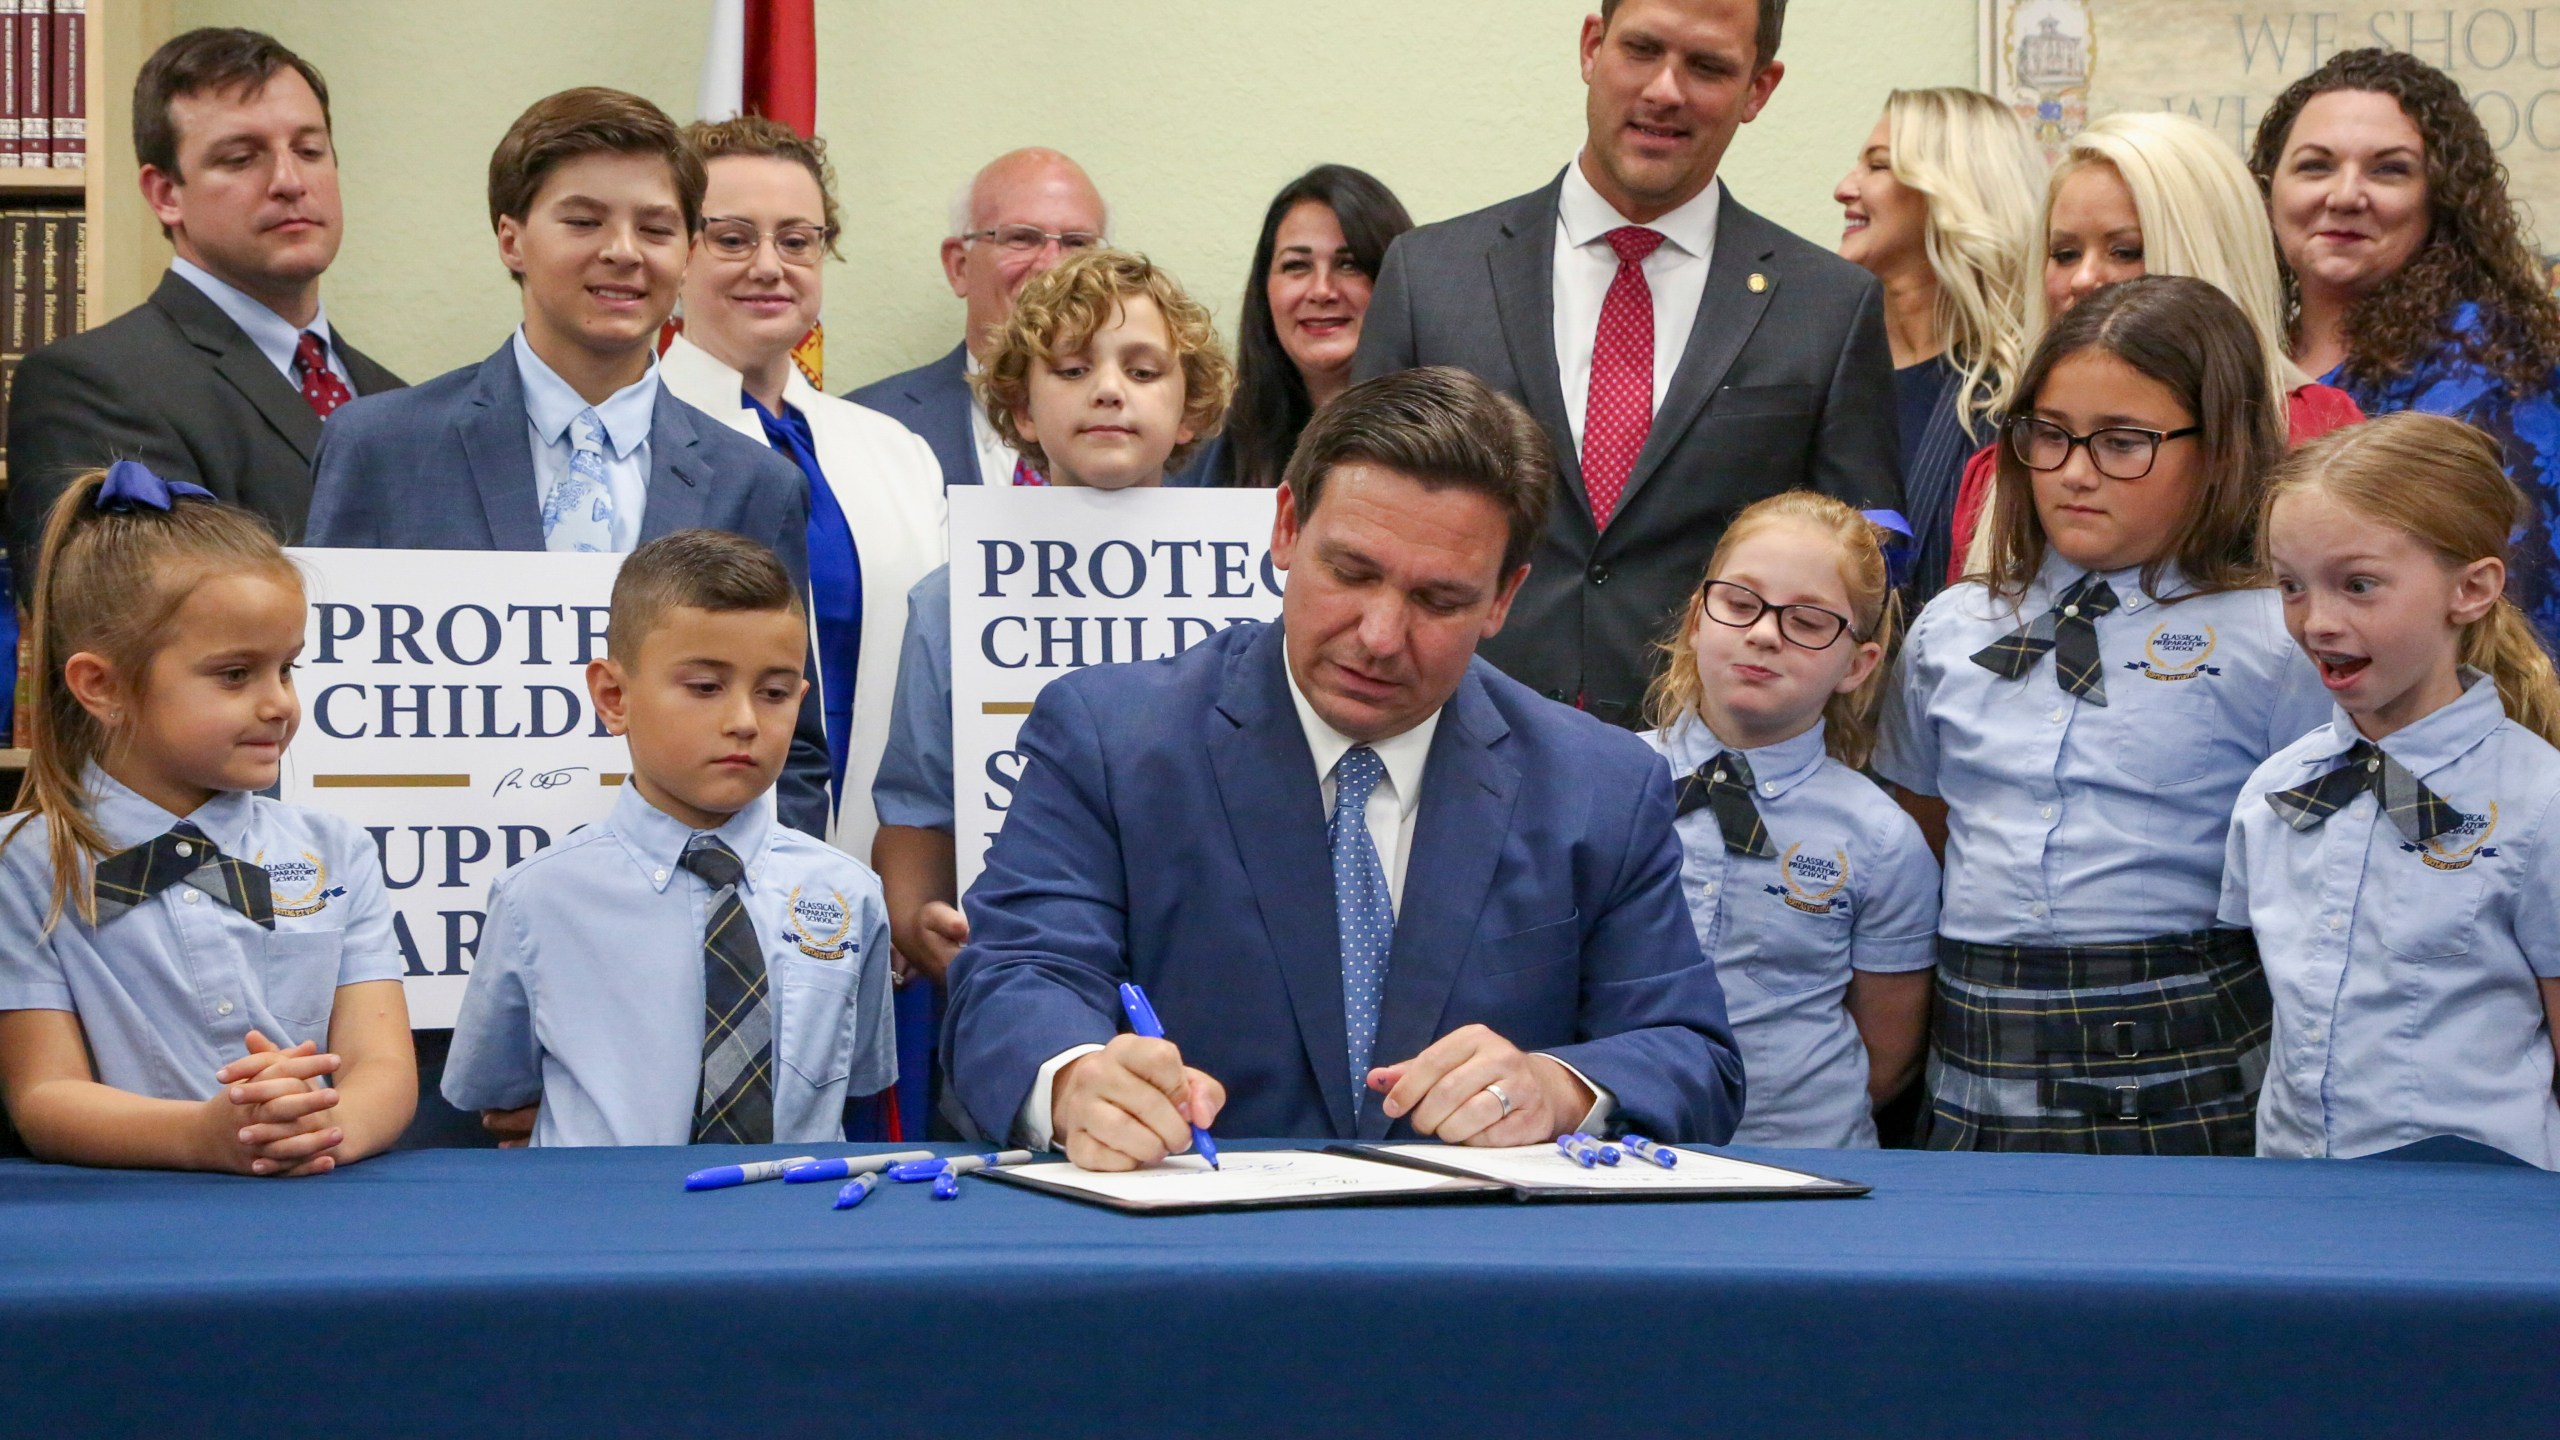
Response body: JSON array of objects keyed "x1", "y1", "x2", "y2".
[{"x1": 3, "y1": 1142, "x2": 2554, "y2": 1438}]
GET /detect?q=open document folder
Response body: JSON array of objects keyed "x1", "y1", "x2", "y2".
[{"x1": 979, "y1": 1144, "x2": 1868, "y2": 1214}]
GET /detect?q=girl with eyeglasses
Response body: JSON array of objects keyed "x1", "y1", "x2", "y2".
[
  {"x1": 1874, "y1": 275, "x2": 2330, "y2": 1156},
  {"x1": 1943, "y1": 111, "x2": 2367, "y2": 587},
  {"x1": 1640, "y1": 492, "x2": 1939, "y2": 1148}
]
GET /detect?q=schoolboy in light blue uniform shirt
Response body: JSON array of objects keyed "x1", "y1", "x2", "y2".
[
  {"x1": 0, "y1": 771, "x2": 406, "y2": 1102},
  {"x1": 2223, "y1": 675, "x2": 2560, "y2": 1168},
  {"x1": 873, "y1": 566, "x2": 955, "y2": 832},
  {"x1": 1878, "y1": 556, "x2": 2332, "y2": 946},
  {"x1": 1647, "y1": 714, "x2": 1939, "y2": 1147},
  {"x1": 444, "y1": 530, "x2": 894, "y2": 1147}
]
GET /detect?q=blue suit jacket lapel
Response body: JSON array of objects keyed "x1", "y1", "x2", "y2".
[
  {"x1": 458, "y1": 344, "x2": 546, "y2": 550},
  {"x1": 919, "y1": 343, "x2": 980, "y2": 486},
  {"x1": 638, "y1": 384, "x2": 712, "y2": 542},
  {"x1": 1206, "y1": 624, "x2": 1355, "y2": 1137},
  {"x1": 1362, "y1": 664, "x2": 1520, "y2": 1140}
]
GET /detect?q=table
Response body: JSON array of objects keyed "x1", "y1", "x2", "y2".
[{"x1": 3, "y1": 1142, "x2": 2554, "y2": 1438}]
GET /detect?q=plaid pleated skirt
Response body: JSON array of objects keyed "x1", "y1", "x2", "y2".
[{"x1": 1925, "y1": 928, "x2": 2271, "y2": 1155}]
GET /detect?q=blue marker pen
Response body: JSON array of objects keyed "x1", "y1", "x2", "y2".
[
  {"x1": 833, "y1": 1173, "x2": 881, "y2": 1210},
  {"x1": 1117, "y1": 982, "x2": 1219, "y2": 1170},
  {"x1": 683, "y1": 1155, "x2": 818, "y2": 1191},
  {"x1": 782, "y1": 1149, "x2": 936, "y2": 1185},
  {"x1": 1556, "y1": 1135, "x2": 1597, "y2": 1168},
  {"x1": 932, "y1": 1170, "x2": 962, "y2": 1200},
  {"x1": 888, "y1": 1159, "x2": 952, "y2": 1183},
  {"x1": 1597, "y1": 1144, "x2": 1622, "y2": 1166}
]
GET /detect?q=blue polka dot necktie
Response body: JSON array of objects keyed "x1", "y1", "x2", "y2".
[{"x1": 1330, "y1": 745, "x2": 1394, "y2": 1112}]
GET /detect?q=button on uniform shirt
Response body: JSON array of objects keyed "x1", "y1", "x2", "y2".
[
  {"x1": 1551, "y1": 157, "x2": 1719, "y2": 454},
  {"x1": 1014, "y1": 652, "x2": 1613, "y2": 1148},
  {"x1": 442, "y1": 781, "x2": 896, "y2": 1146},
  {"x1": 873, "y1": 563, "x2": 956, "y2": 832},
  {"x1": 168, "y1": 255, "x2": 353, "y2": 394},
  {"x1": 1645, "y1": 713, "x2": 1939, "y2": 1147},
  {"x1": 2222, "y1": 674, "x2": 2560, "y2": 1167},
  {"x1": 0, "y1": 769, "x2": 405, "y2": 1101},
  {"x1": 963, "y1": 352, "x2": 1030, "y2": 488},
  {"x1": 511, "y1": 327, "x2": 655, "y2": 551},
  {"x1": 1875, "y1": 555, "x2": 2330, "y2": 943}
]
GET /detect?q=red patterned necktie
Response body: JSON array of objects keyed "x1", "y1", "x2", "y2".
[
  {"x1": 1011, "y1": 457, "x2": 1047, "y2": 487},
  {"x1": 294, "y1": 331, "x2": 353, "y2": 419},
  {"x1": 1581, "y1": 225, "x2": 1666, "y2": 529}
]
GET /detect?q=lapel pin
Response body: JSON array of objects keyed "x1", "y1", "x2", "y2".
[{"x1": 1747, "y1": 272, "x2": 1769, "y2": 294}]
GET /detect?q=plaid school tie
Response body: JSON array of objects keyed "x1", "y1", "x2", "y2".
[
  {"x1": 1970, "y1": 573, "x2": 2120, "y2": 705},
  {"x1": 2265, "y1": 739, "x2": 2464, "y2": 845},
  {"x1": 682, "y1": 836, "x2": 775, "y2": 1145},
  {"x1": 1675, "y1": 751, "x2": 1776, "y2": 859},
  {"x1": 92, "y1": 820, "x2": 273, "y2": 929}
]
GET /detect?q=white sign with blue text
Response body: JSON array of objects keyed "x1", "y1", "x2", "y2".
[
  {"x1": 278, "y1": 548, "x2": 629, "y2": 1027},
  {"x1": 948, "y1": 488, "x2": 1286, "y2": 891}
]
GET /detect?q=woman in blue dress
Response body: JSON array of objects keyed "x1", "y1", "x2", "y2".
[{"x1": 2252, "y1": 47, "x2": 2560, "y2": 648}]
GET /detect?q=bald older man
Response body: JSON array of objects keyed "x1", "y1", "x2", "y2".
[{"x1": 845, "y1": 147, "x2": 1108, "y2": 489}]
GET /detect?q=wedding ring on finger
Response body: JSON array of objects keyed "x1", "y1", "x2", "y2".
[{"x1": 1485, "y1": 1081, "x2": 1514, "y2": 1118}]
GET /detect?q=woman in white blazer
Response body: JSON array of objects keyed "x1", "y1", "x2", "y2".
[{"x1": 662, "y1": 117, "x2": 945, "y2": 864}]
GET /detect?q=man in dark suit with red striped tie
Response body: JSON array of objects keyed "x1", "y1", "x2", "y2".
[
  {"x1": 5, "y1": 28, "x2": 403, "y2": 590},
  {"x1": 1353, "y1": 0, "x2": 1899, "y2": 728}
]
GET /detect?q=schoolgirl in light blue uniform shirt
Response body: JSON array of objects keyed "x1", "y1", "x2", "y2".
[
  {"x1": 1879, "y1": 554, "x2": 2332, "y2": 944},
  {"x1": 0, "y1": 770, "x2": 407, "y2": 1101},
  {"x1": 444, "y1": 780, "x2": 896, "y2": 1147},
  {"x1": 2223, "y1": 678, "x2": 2560, "y2": 1167},
  {"x1": 1647, "y1": 713, "x2": 1939, "y2": 1147}
]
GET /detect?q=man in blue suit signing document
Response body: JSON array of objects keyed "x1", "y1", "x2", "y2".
[{"x1": 945, "y1": 366, "x2": 1742, "y2": 1168}]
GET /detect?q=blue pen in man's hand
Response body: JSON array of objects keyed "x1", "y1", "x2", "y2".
[{"x1": 1117, "y1": 981, "x2": 1220, "y2": 1170}]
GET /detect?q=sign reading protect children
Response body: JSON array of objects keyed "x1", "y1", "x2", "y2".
[
  {"x1": 279, "y1": 548, "x2": 628, "y2": 1028},
  {"x1": 948, "y1": 488, "x2": 1285, "y2": 891}
]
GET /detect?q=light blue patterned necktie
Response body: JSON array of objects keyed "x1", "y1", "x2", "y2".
[
  {"x1": 543, "y1": 407, "x2": 619, "y2": 553},
  {"x1": 1330, "y1": 745, "x2": 1394, "y2": 1111}
]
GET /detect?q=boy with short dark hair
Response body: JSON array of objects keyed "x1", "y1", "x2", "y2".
[
  {"x1": 444, "y1": 530, "x2": 894, "y2": 1147},
  {"x1": 304, "y1": 86, "x2": 830, "y2": 838}
]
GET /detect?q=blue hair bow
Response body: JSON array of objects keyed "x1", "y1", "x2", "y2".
[
  {"x1": 1862, "y1": 508, "x2": 1917, "y2": 591},
  {"x1": 95, "y1": 460, "x2": 216, "y2": 513}
]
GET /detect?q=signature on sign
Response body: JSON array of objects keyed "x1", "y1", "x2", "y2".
[{"x1": 492, "y1": 766, "x2": 590, "y2": 797}]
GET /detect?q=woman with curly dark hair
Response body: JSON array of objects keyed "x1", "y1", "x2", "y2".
[{"x1": 2251, "y1": 47, "x2": 2560, "y2": 645}]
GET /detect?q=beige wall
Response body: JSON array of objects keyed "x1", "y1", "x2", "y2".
[{"x1": 178, "y1": 0, "x2": 1977, "y2": 388}]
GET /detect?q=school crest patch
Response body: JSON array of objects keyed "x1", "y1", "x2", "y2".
[
  {"x1": 2125, "y1": 621, "x2": 2221, "y2": 682},
  {"x1": 2406, "y1": 803, "x2": 2499, "y2": 871},
  {"x1": 1764, "y1": 842, "x2": 1852, "y2": 915},
  {"x1": 257, "y1": 849, "x2": 344, "y2": 919},
  {"x1": 784, "y1": 887, "x2": 857, "y2": 959}
]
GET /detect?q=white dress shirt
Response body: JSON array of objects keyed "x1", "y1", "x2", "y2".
[
  {"x1": 511, "y1": 327, "x2": 656, "y2": 552},
  {"x1": 1018, "y1": 662, "x2": 1607, "y2": 1149},
  {"x1": 963, "y1": 351, "x2": 1028, "y2": 487},
  {"x1": 168, "y1": 256, "x2": 351, "y2": 391},
  {"x1": 1552, "y1": 155, "x2": 1721, "y2": 454}
]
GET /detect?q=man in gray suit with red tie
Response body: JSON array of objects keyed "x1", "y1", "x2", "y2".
[
  {"x1": 5, "y1": 29, "x2": 403, "y2": 589},
  {"x1": 1354, "y1": 0, "x2": 1900, "y2": 727}
]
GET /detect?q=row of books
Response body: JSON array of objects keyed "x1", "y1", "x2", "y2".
[
  {"x1": 0, "y1": 206, "x2": 88, "y2": 466},
  {"x1": 0, "y1": 0, "x2": 82, "y2": 170}
]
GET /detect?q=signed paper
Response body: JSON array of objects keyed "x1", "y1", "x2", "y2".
[
  {"x1": 993, "y1": 1151, "x2": 1495, "y2": 1211},
  {"x1": 1369, "y1": 1143, "x2": 1832, "y2": 1192}
]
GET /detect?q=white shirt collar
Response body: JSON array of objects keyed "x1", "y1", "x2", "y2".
[
  {"x1": 1281, "y1": 645, "x2": 1441, "y2": 820},
  {"x1": 511, "y1": 327, "x2": 658, "y2": 460},
  {"x1": 1557, "y1": 154, "x2": 1721, "y2": 260},
  {"x1": 168, "y1": 256, "x2": 333, "y2": 381}
]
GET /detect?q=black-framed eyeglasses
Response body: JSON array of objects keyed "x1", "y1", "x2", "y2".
[
  {"x1": 701, "y1": 217, "x2": 834, "y2": 267},
  {"x1": 1699, "y1": 580, "x2": 1857, "y2": 650},
  {"x1": 962, "y1": 224, "x2": 1104, "y2": 254},
  {"x1": 2005, "y1": 415, "x2": 2201, "y2": 480}
]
